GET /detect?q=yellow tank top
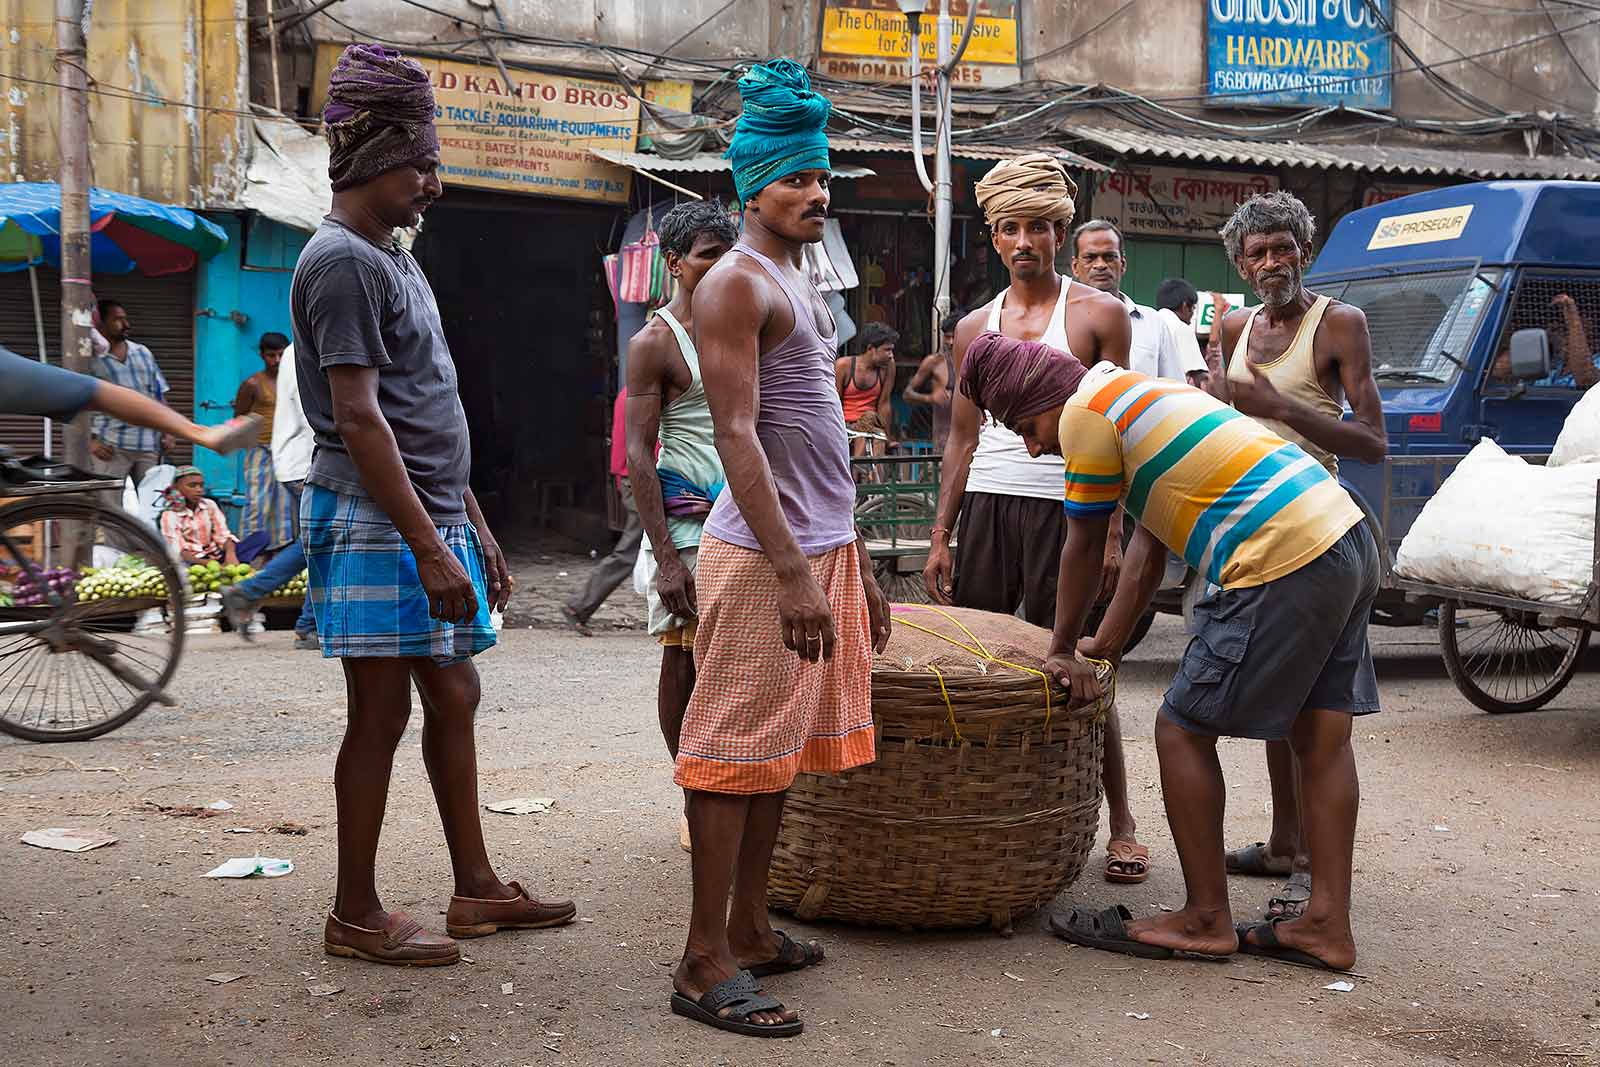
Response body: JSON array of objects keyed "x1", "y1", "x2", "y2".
[
  {"x1": 1227, "y1": 295, "x2": 1342, "y2": 475},
  {"x1": 251, "y1": 373, "x2": 276, "y2": 446}
]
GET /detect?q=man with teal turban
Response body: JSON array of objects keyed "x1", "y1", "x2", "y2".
[
  {"x1": 667, "y1": 60, "x2": 893, "y2": 1040},
  {"x1": 724, "y1": 59, "x2": 832, "y2": 206}
]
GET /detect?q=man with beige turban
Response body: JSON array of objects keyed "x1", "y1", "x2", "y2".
[{"x1": 923, "y1": 153, "x2": 1154, "y2": 885}]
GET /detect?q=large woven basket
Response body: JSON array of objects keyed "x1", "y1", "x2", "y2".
[{"x1": 769, "y1": 604, "x2": 1109, "y2": 933}]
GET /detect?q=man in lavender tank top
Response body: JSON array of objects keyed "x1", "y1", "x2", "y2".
[{"x1": 665, "y1": 61, "x2": 892, "y2": 1040}]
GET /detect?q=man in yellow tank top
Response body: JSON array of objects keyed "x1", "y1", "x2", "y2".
[
  {"x1": 1210, "y1": 191, "x2": 1387, "y2": 926},
  {"x1": 232, "y1": 331, "x2": 295, "y2": 550}
]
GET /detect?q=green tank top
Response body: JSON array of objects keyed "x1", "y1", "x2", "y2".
[{"x1": 651, "y1": 307, "x2": 725, "y2": 551}]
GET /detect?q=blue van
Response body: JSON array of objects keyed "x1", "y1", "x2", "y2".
[{"x1": 1308, "y1": 180, "x2": 1596, "y2": 622}]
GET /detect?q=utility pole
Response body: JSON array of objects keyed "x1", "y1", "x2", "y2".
[
  {"x1": 56, "y1": 0, "x2": 93, "y2": 470},
  {"x1": 904, "y1": 0, "x2": 976, "y2": 337}
]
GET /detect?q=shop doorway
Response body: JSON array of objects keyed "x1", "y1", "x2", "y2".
[{"x1": 411, "y1": 190, "x2": 620, "y2": 530}]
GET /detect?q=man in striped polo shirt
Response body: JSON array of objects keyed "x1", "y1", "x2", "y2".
[{"x1": 959, "y1": 332, "x2": 1379, "y2": 974}]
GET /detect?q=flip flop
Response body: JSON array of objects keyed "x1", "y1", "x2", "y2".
[
  {"x1": 1047, "y1": 905, "x2": 1230, "y2": 962},
  {"x1": 1104, "y1": 839, "x2": 1151, "y2": 884},
  {"x1": 1235, "y1": 921, "x2": 1351, "y2": 973},
  {"x1": 747, "y1": 930, "x2": 824, "y2": 978},
  {"x1": 670, "y1": 969, "x2": 802, "y2": 1039},
  {"x1": 1226, "y1": 841, "x2": 1294, "y2": 877},
  {"x1": 1266, "y1": 871, "x2": 1313, "y2": 919}
]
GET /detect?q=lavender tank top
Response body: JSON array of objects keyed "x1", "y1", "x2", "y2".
[{"x1": 702, "y1": 242, "x2": 858, "y2": 556}]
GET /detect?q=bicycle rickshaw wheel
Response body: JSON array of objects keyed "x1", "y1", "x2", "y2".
[
  {"x1": 0, "y1": 496, "x2": 185, "y2": 741},
  {"x1": 1437, "y1": 600, "x2": 1589, "y2": 715}
]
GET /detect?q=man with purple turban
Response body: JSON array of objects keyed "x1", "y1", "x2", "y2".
[
  {"x1": 292, "y1": 43, "x2": 574, "y2": 968},
  {"x1": 961, "y1": 334, "x2": 1381, "y2": 975}
]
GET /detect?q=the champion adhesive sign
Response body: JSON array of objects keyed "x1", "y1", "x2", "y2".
[{"x1": 1206, "y1": 0, "x2": 1393, "y2": 111}]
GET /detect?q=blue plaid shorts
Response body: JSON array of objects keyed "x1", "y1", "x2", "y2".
[{"x1": 301, "y1": 484, "x2": 497, "y2": 665}]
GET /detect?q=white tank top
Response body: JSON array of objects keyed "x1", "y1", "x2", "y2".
[{"x1": 965, "y1": 276, "x2": 1071, "y2": 499}]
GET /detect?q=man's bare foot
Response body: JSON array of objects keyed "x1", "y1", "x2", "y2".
[
  {"x1": 1125, "y1": 907, "x2": 1239, "y2": 957},
  {"x1": 673, "y1": 953, "x2": 796, "y2": 1028},
  {"x1": 1242, "y1": 913, "x2": 1356, "y2": 971}
]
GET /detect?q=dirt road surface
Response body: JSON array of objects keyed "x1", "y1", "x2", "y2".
[{"x1": 2, "y1": 588, "x2": 1596, "y2": 1066}]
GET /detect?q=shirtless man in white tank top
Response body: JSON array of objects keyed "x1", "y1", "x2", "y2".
[{"x1": 923, "y1": 154, "x2": 1153, "y2": 884}]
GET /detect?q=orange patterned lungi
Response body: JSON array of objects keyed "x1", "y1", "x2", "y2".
[{"x1": 673, "y1": 535, "x2": 875, "y2": 795}]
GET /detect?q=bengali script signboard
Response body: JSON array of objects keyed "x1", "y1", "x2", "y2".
[
  {"x1": 1093, "y1": 166, "x2": 1280, "y2": 240},
  {"x1": 816, "y1": 0, "x2": 1020, "y2": 88},
  {"x1": 1206, "y1": 0, "x2": 1392, "y2": 110},
  {"x1": 313, "y1": 45, "x2": 639, "y2": 204}
]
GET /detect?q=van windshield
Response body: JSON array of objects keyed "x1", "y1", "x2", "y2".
[{"x1": 1316, "y1": 269, "x2": 1498, "y2": 384}]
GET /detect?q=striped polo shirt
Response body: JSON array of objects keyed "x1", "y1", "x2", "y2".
[{"x1": 1059, "y1": 363, "x2": 1362, "y2": 590}]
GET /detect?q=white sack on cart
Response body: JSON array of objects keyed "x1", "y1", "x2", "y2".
[
  {"x1": 1549, "y1": 385, "x2": 1600, "y2": 467},
  {"x1": 1394, "y1": 438, "x2": 1600, "y2": 607}
]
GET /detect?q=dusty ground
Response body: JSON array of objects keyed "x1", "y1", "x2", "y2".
[{"x1": 1, "y1": 558, "x2": 1597, "y2": 1067}]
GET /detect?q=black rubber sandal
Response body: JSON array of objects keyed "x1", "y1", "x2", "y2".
[
  {"x1": 748, "y1": 930, "x2": 825, "y2": 979},
  {"x1": 1266, "y1": 871, "x2": 1313, "y2": 919},
  {"x1": 1235, "y1": 921, "x2": 1352, "y2": 973},
  {"x1": 1226, "y1": 841, "x2": 1294, "y2": 877},
  {"x1": 1048, "y1": 905, "x2": 1231, "y2": 962},
  {"x1": 669, "y1": 969, "x2": 803, "y2": 1039}
]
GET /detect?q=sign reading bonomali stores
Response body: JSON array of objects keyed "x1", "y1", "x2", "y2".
[
  {"x1": 816, "y1": 0, "x2": 1020, "y2": 87},
  {"x1": 1093, "y1": 166, "x2": 1280, "y2": 239},
  {"x1": 313, "y1": 45, "x2": 640, "y2": 205}
]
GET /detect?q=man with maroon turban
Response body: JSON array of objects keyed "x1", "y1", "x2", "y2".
[{"x1": 293, "y1": 43, "x2": 574, "y2": 968}]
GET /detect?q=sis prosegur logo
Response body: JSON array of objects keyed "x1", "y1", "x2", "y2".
[{"x1": 1367, "y1": 205, "x2": 1474, "y2": 250}]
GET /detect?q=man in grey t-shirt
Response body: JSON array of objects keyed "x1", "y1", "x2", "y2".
[{"x1": 292, "y1": 43, "x2": 574, "y2": 969}]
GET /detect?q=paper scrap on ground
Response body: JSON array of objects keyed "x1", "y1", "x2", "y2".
[
  {"x1": 205, "y1": 972, "x2": 245, "y2": 984},
  {"x1": 1324, "y1": 980, "x2": 1355, "y2": 992},
  {"x1": 1125, "y1": 1012, "x2": 1151, "y2": 1020},
  {"x1": 484, "y1": 798, "x2": 556, "y2": 815},
  {"x1": 204, "y1": 856, "x2": 294, "y2": 878},
  {"x1": 207, "y1": 800, "x2": 234, "y2": 811},
  {"x1": 501, "y1": 982, "x2": 514, "y2": 995},
  {"x1": 307, "y1": 984, "x2": 341, "y2": 997},
  {"x1": 21, "y1": 828, "x2": 117, "y2": 853},
  {"x1": 223, "y1": 827, "x2": 255, "y2": 834}
]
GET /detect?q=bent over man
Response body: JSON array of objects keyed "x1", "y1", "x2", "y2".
[{"x1": 961, "y1": 334, "x2": 1380, "y2": 974}]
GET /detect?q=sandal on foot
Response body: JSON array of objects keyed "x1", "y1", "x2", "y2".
[
  {"x1": 1104, "y1": 839, "x2": 1151, "y2": 884},
  {"x1": 670, "y1": 969, "x2": 802, "y2": 1039},
  {"x1": 1266, "y1": 871, "x2": 1312, "y2": 919},
  {"x1": 446, "y1": 880, "x2": 577, "y2": 938},
  {"x1": 1225, "y1": 841, "x2": 1294, "y2": 877},
  {"x1": 1235, "y1": 921, "x2": 1351, "y2": 973},
  {"x1": 748, "y1": 930, "x2": 824, "y2": 978},
  {"x1": 679, "y1": 814, "x2": 692, "y2": 854},
  {"x1": 1047, "y1": 905, "x2": 1230, "y2": 962},
  {"x1": 323, "y1": 910, "x2": 459, "y2": 967}
]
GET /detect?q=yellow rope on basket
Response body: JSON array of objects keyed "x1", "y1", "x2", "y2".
[
  {"x1": 924, "y1": 663, "x2": 964, "y2": 744},
  {"x1": 889, "y1": 603, "x2": 1112, "y2": 732}
]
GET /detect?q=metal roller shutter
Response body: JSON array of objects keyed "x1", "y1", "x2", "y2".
[{"x1": 0, "y1": 268, "x2": 197, "y2": 463}]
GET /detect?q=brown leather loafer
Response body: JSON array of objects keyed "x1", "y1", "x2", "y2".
[
  {"x1": 324, "y1": 910, "x2": 460, "y2": 966},
  {"x1": 446, "y1": 880, "x2": 578, "y2": 938}
]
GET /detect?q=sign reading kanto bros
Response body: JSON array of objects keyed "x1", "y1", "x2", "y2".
[
  {"x1": 1092, "y1": 165, "x2": 1281, "y2": 239},
  {"x1": 1206, "y1": 0, "x2": 1392, "y2": 111},
  {"x1": 816, "y1": 0, "x2": 1020, "y2": 87},
  {"x1": 312, "y1": 46, "x2": 640, "y2": 204}
]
